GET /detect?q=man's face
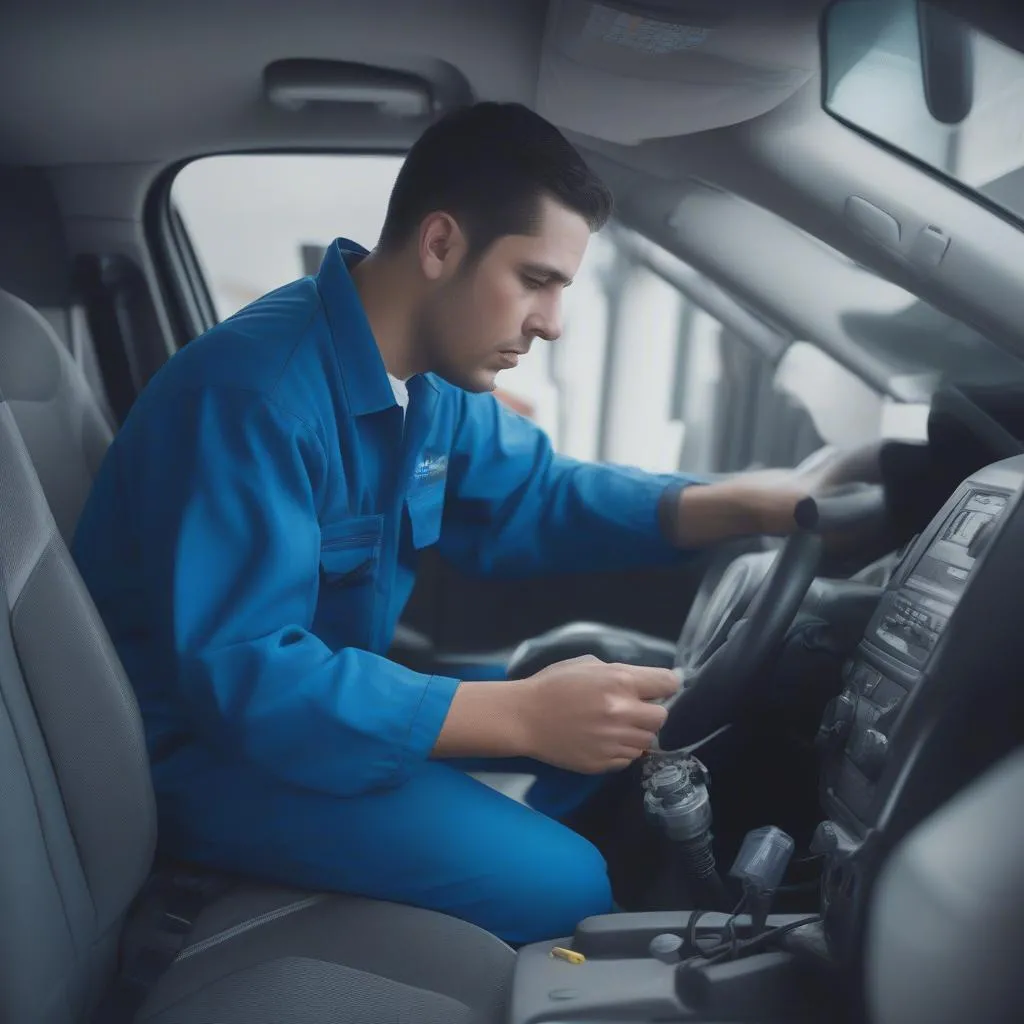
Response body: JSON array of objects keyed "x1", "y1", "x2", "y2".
[{"x1": 416, "y1": 196, "x2": 591, "y2": 393}]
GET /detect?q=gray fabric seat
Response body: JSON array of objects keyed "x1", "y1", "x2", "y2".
[
  {"x1": 0, "y1": 288, "x2": 515, "y2": 1023},
  {"x1": 0, "y1": 288, "x2": 113, "y2": 544},
  {"x1": 136, "y1": 887, "x2": 513, "y2": 1023}
]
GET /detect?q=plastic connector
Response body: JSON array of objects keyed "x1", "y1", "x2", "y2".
[
  {"x1": 729, "y1": 826, "x2": 795, "y2": 892},
  {"x1": 729, "y1": 826, "x2": 796, "y2": 936}
]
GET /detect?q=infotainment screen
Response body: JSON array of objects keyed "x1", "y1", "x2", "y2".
[{"x1": 870, "y1": 491, "x2": 1009, "y2": 664}]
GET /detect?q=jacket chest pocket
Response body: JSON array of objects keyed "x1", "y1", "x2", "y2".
[
  {"x1": 406, "y1": 483, "x2": 445, "y2": 550},
  {"x1": 317, "y1": 514, "x2": 384, "y2": 650},
  {"x1": 319, "y1": 515, "x2": 384, "y2": 586}
]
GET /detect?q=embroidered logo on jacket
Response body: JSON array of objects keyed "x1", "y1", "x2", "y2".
[{"x1": 412, "y1": 452, "x2": 448, "y2": 486}]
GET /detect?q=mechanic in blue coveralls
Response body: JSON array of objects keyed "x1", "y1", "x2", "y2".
[{"x1": 73, "y1": 103, "x2": 836, "y2": 945}]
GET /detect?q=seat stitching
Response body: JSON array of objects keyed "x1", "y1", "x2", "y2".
[{"x1": 174, "y1": 894, "x2": 330, "y2": 963}]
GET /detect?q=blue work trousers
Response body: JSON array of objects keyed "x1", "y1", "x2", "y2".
[{"x1": 154, "y1": 752, "x2": 612, "y2": 946}]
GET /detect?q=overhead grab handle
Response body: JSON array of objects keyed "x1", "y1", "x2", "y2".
[{"x1": 264, "y1": 60, "x2": 434, "y2": 117}]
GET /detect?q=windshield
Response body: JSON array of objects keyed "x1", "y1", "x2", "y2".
[
  {"x1": 823, "y1": 0, "x2": 1024, "y2": 226},
  {"x1": 841, "y1": 293, "x2": 1024, "y2": 395}
]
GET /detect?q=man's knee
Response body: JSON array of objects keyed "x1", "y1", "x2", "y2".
[
  {"x1": 542, "y1": 835, "x2": 613, "y2": 933},
  {"x1": 492, "y1": 827, "x2": 612, "y2": 945}
]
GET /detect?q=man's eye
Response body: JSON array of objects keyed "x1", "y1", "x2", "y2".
[{"x1": 522, "y1": 276, "x2": 545, "y2": 290}]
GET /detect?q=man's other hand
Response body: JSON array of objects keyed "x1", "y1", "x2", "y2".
[
  {"x1": 669, "y1": 442, "x2": 884, "y2": 546},
  {"x1": 516, "y1": 656, "x2": 680, "y2": 774}
]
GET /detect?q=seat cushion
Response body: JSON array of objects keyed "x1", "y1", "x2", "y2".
[{"x1": 136, "y1": 884, "x2": 516, "y2": 1024}]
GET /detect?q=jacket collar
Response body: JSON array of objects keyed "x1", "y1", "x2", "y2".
[{"x1": 316, "y1": 237, "x2": 397, "y2": 417}]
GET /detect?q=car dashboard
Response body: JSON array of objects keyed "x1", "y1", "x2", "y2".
[{"x1": 816, "y1": 455, "x2": 1024, "y2": 967}]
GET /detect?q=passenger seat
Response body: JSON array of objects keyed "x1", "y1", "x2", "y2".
[{"x1": 0, "y1": 291, "x2": 515, "y2": 1022}]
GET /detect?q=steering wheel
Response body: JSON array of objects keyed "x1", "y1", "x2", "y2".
[{"x1": 658, "y1": 484, "x2": 886, "y2": 750}]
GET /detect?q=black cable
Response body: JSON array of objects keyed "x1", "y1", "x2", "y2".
[
  {"x1": 695, "y1": 918, "x2": 739, "y2": 960},
  {"x1": 685, "y1": 896, "x2": 744, "y2": 960},
  {"x1": 685, "y1": 909, "x2": 708, "y2": 954},
  {"x1": 702, "y1": 914, "x2": 822, "y2": 966},
  {"x1": 746, "y1": 884, "x2": 774, "y2": 936},
  {"x1": 684, "y1": 898, "x2": 820, "y2": 967},
  {"x1": 723, "y1": 914, "x2": 740, "y2": 960},
  {"x1": 722, "y1": 895, "x2": 747, "y2": 959},
  {"x1": 685, "y1": 895, "x2": 746, "y2": 958}
]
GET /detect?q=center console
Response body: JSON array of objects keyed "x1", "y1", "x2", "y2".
[{"x1": 509, "y1": 910, "x2": 830, "y2": 1023}]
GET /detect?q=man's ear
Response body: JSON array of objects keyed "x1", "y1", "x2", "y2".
[{"x1": 419, "y1": 212, "x2": 467, "y2": 282}]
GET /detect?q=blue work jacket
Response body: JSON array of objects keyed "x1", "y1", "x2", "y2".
[{"x1": 72, "y1": 239, "x2": 699, "y2": 797}]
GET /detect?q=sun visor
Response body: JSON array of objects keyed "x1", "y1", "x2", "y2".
[{"x1": 536, "y1": 0, "x2": 815, "y2": 144}]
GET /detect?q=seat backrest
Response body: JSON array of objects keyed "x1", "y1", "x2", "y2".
[
  {"x1": 0, "y1": 287, "x2": 113, "y2": 544},
  {"x1": 0, "y1": 387, "x2": 155, "y2": 1023},
  {"x1": 866, "y1": 747, "x2": 1024, "y2": 1024}
]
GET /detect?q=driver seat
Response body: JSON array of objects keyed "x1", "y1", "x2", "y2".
[{"x1": 0, "y1": 297, "x2": 515, "y2": 1022}]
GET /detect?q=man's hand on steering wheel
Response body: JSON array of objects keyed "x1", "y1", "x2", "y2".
[
  {"x1": 662, "y1": 441, "x2": 887, "y2": 550},
  {"x1": 656, "y1": 443, "x2": 888, "y2": 750}
]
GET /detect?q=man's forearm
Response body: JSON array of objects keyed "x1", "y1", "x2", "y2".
[
  {"x1": 661, "y1": 473, "x2": 806, "y2": 548},
  {"x1": 661, "y1": 444, "x2": 884, "y2": 548},
  {"x1": 431, "y1": 681, "x2": 532, "y2": 759},
  {"x1": 660, "y1": 481, "x2": 756, "y2": 547}
]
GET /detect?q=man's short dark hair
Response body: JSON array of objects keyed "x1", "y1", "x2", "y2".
[{"x1": 377, "y1": 102, "x2": 614, "y2": 257}]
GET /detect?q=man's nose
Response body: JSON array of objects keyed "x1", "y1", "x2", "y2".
[{"x1": 526, "y1": 303, "x2": 562, "y2": 343}]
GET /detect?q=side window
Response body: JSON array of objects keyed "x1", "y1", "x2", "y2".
[
  {"x1": 594, "y1": 252, "x2": 815, "y2": 475},
  {"x1": 173, "y1": 154, "x2": 405, "y2": 319},
  {"x1": 600, "y1": 262, "x2": 688, "y2": 473}
]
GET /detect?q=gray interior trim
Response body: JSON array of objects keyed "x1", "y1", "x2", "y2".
[{"x1": 0, "y1": 168, "x2": 72, "y2": 308}]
